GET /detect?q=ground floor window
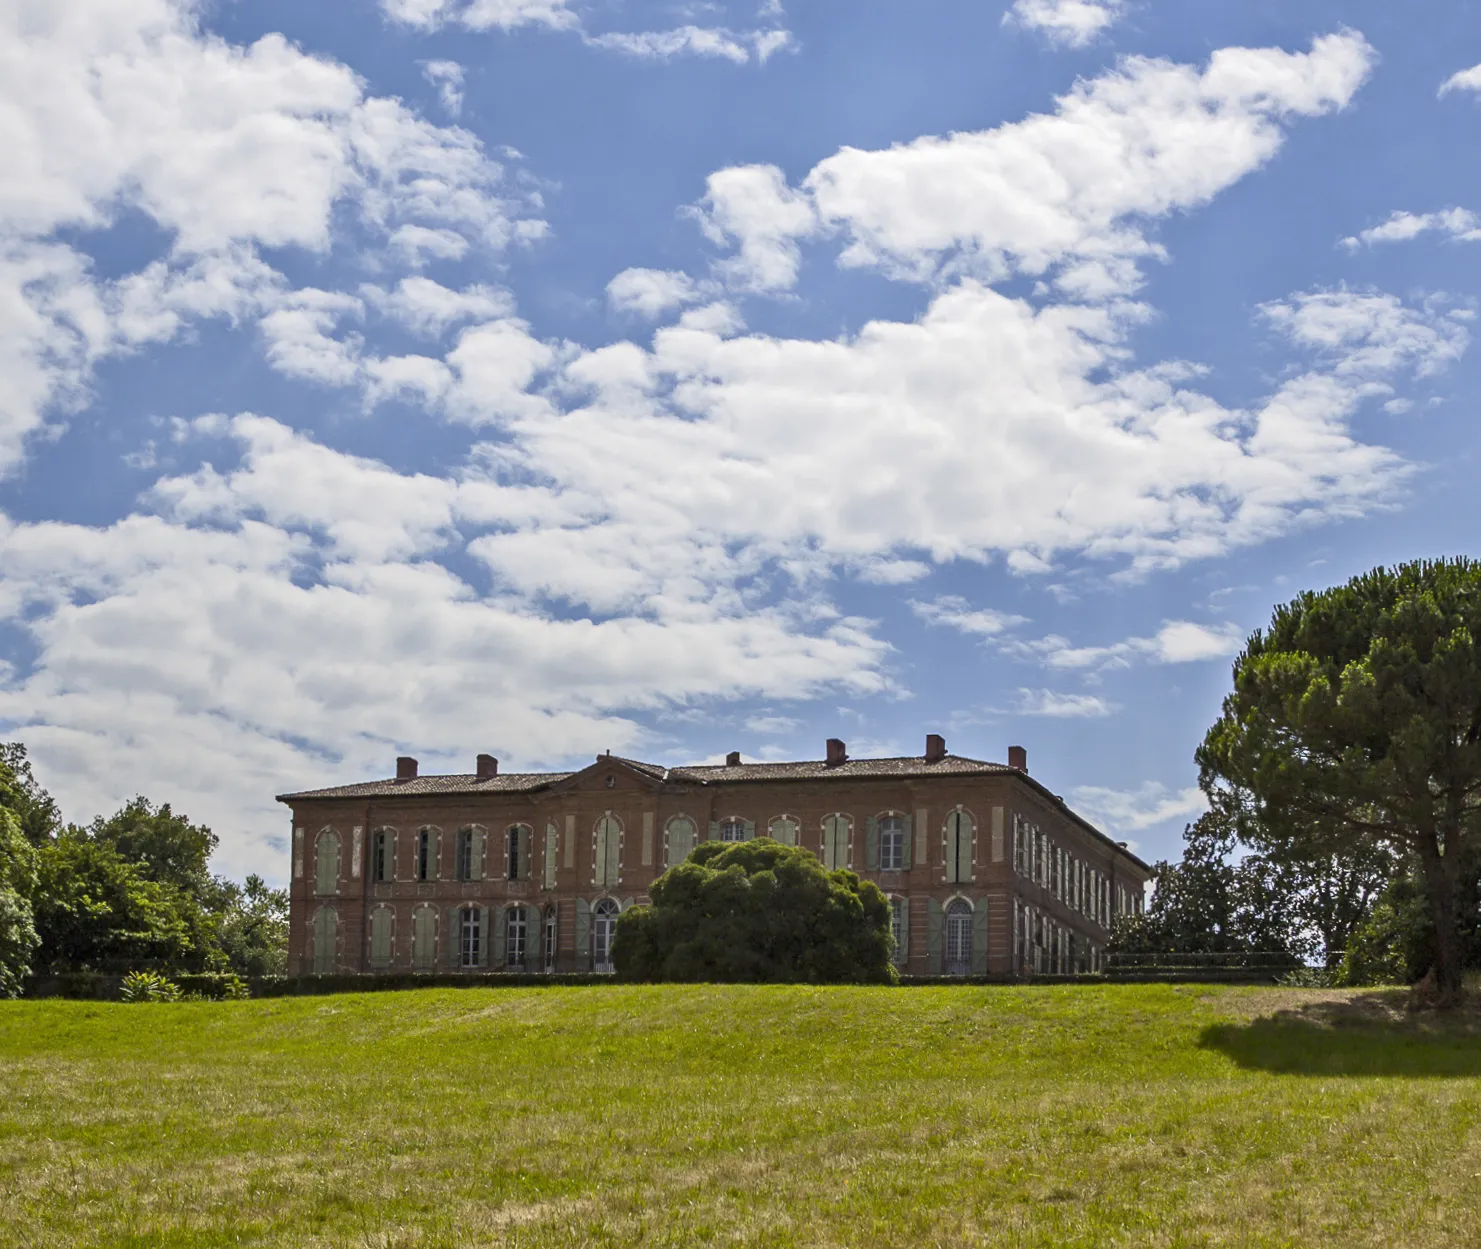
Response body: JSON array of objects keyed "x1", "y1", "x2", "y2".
[
  {"x1": 506, "y1": 906, "x2": 527, "y2": 969},
  {"x1": 890, "y1": 897, "x2": 904, "y2": 960},
  {"x1": 459, "y1": 906, "x2": 481, "y2": 969},
  {"x1": 312, "y1": 907, "x2": 337, "y2": 974},
  {"x1": 592, "y1": 898, "x2": 619, "y2": 972},
  {"x1": 945, "y1": 899, "x2": 972, "y2": 977},
  {"x1": 544, "y1": 907, "x2": 557, "y2": 972}
]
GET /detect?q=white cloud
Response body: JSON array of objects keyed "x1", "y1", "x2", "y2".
[
  {"x1": 606, "y1": 268, "x2": 706, "y2": 318},
  {"x1": 422, "y1": 59, "x2": 465, "y2": 117},
  {"x1": 259, "y1": 289, "x2": 364, "y2": 386},
  {"x1": 586, "y1": 26, "x2": 752, "y2": 65},
  {"x1": 1340, "y1": 208, "x2": 1481, "y2": 250},
  {"x1": 383, "y1": 0, "x2": 578, "y2": 32},
  {"x1": 364, "y1": 278, "x2": 512, "y2": 337},
  {"x1": 1261, "y1": 288, "x2": 1469, "y2": 378},
  {"x1": 0, "y1": 0, "x2": 541, "y2": 471},
  {"x1": 1004, "y1": 0, "x2": 1126, "y2": 49},
  {"x1": 912, "y1": 596, "x2": 1027, "y2": 638},
  {"x1": 1071, "y1": 781, "x2": 1207, "y2": 834},
  {"x1": 1439, "y1": 63, "x2": 1481, "y2": 96},
  {"x1": 1016, "y1": 689, "x2": 1116, "y2": 718},
  {"x1": 1014, "y1": 620, "x2": 1245, "y2": 670},
  {"x1": 744, "y1": 714, "x2": 801, "y2": 734},
  {"x1": 694, "y1": 33, "x2": 1374, "y2": 296}
]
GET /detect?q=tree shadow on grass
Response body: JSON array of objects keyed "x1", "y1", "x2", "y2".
[{"x1": 1198, "y1": 990, "x2": 1481, "y2": 1077}]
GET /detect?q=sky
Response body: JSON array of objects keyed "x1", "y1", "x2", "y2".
[{"x1": 3, "y1": 0, "x2": 1481, "y2": 883}]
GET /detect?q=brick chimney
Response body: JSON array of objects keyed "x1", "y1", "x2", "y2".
[
  {"x1": 726, "y1": 751, "x2": 741, "y2": 766},
  {"x1": 396, "y1": 756, "x2": 418, "y2": 781},
  {"x1": 1008, "y1": 745, "x2": 1027, "y2": 772},
  {"x1": 476, "y1": 753, "x2": 498, "y2": 779},
  {"x1": 925, "y1": 733, "x2": 947, "y2": 763},
  {"x1": 826, "y1": 737, "x2": 847, "y2": 767}
]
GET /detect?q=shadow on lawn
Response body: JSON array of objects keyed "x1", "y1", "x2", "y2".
[{"x1": 1198, "y1": 990, "x2": 1481, "y2": 1077}]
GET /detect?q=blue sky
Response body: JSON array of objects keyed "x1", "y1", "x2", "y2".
[{"x1": 4, "y1": 0, "x2": 1481, "y2": 881}]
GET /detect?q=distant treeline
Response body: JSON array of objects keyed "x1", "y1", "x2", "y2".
[{"x1": 0, "y1": 744, "x2": 286, "y2": 998}]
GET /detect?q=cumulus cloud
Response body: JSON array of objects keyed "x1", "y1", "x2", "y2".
[
  {"x1": 1016, "y1": 689, "x2": 1116, "y2": 718},
  {"x1": 606, "y1": 268, "x2": 707, "y2": 318},
  {"x1": 1071, "y1": 782, "x2": 1207, "y2": 834},
  {"x1": 363, "y1": 278, "x2": 512, "y2": 337},
  {"x1": 0, "y1": 0, "x2": 542, "y2": 471},
  {"x1": 422, "y1": 59, "x2": 465, "y2": 117},
  {"x1": 1439, "y1": 63, "x2": 1481, "y2": 96},
  {"x1": 1340, "y1": 208, "x2": 1481, "y2": 250},
  {"x1": 691, "y1": 32, "x2": 1375, "y2": 296},
  {"x1": 911, "y1": 596, "x2": 1027, "y2": 637},
  {"x1": 1004, "y1": 0, "x2": 1126, "y2": 48},
  {"x1": 383, "y1": 0, "x2": 578, "y2": 32},
  {"x1": 1261, "y1": 288, "x2": 1470, "y2": 378},
  {"x1": 1011, "y1": 620, "x2": 1245, "y2": 670}
]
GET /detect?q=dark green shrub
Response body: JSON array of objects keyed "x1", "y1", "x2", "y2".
[{"x1": 614, "y1": 838, "x2": 896, "y2": 984}]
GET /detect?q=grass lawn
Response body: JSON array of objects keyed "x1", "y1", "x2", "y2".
[{"x1": 1, "y1": 985, "x2": 1479, "y2": 1247}]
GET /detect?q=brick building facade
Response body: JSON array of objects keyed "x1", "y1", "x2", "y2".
[{"x1": 278, "y1": 735, "x2": 1150, "y2": 978}]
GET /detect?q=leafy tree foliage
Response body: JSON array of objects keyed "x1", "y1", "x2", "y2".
[
  {"x1": 0, "y1": 808, "x2": 39, "y2": 998},
  {"x1": 214, "y1": 875, "x2": 289, "y2": 977},
  {"x1": 81, "y1": 797, "x2": 218, "y2": 897},
  {"x1": 0, "y1": 743, "x2": 62, "y2": 847},
  {"x1": 615, "y1": 839, "x2": 896, "y2": 983},
  {"x1": 1198, "y1": 559, "x2": 1481, "y2": 1005},
  {"x1": 1340, "y1": 850, "x2": 1481, "y2": 986},
  {"x1": 1107, "y1": 813, "x2": 1301, "y2": 958}
]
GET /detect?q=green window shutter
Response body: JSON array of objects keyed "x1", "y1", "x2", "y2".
[
  {"x1": 707, "y1": 820, "x2": 719, "y2": 842},
  {"x1": 620, "y1": 896, "x2": 634, "y2": 912},
  {"x1": 865, "y1": 815, "x2": 879, "y2": 871},
  {"x1": 532, "y1": 907, "x2": 544, "y2": 964},
  {"x1": 544, "y1": 824, "x2": 558, "y2": 888},
  {"x1": 926, "y1": 899, "x2": 944, "y2": 975},
  {"x1": 575, "y1": 898, "x2": 591, "y2": 957},
  {"x1": 743, "y1": 820, "x2": 756, "y2": 841},
  {"x1": 474, "y1": 829, "x2": 486, "y2": 882},
  {"x1": 972, "y1": 901, "x2": 989, "y2": 975},
  {"x1": 900, "y1": 815, "x2": 913, "y2": 869},
  {"x1": 518, "y1": 826, "x2": 531, "y2": 880},
  {"x1": 492, "y1": 905, "x2": 506, "y2": 967},
  {"x1": 446, "y1": 905, "x2": 461, "y2": 969},
  {"x1": 897, "y1": 896, "x2": 910, "y2": 962},
  {"x1": 479, "y1": 906, "x2": 491, "y2": 968}
]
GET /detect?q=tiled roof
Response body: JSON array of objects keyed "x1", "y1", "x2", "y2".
[
  {"x1": 276, "y1": 772, "x2": 571, "y2": 800},
  {"x1": 669, "y1": 755, "x2": 1014, "y2": 784}
]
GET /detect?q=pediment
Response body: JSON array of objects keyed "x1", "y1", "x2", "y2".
[{"x1": 547, "y1": 755, "x2": 668, "y2": 795}]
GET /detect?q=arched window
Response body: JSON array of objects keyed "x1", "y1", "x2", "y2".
[
  {"x1": 455, "y1": 828, "x2": 476, "y2": 881},
  {"x1": 768, "y1": 816, "x2": 799, "y2": 846},
  {"x1": 879, "y1": 815, "x2": 906, "y2": 871},
  {"x1": 821, "y1": 814, "x2": 850, "y2": 870},
  {"x1": 594, "y1": 816, "x2": 622, "y2": 888},
  {"x1": 371, "y1": 829, "x2": 395, "y2": 883},
  {"x1": 944, "y1": 809, "x2": 974, "y2": 884},
  {"x1": 543, "y1": 906, "x2": 557, "y2": 973},
  {"x1": 412, "y1": 906, "x2": 436, "y2": 972},
  {"x1": 718, "y1": 818, "x2": 746, "y2": 843},
  {"x1": 506, "y1": 905, "x2": 528, "y2": 969},
  {"x1": 369, "y1": 906, "x2": 393, "y2": 968},
  {"x1": 312, "y1": 906, "x2": 337, "y2": 974},
  {"x1": 665, "y1": 816, "x2": 696, "y2": 868},
  {"x1": 592, "y1": 898, "x2": 620, "y2": 973},
  {"x1": 314, "y1": 831, "x2": 340, "y2": 895},
  {"x1": 415, "y1": 828, "x2": 435, "y2": 882},
  {"x1": 458, "y1": 905, "x2": 482, "y2": 968},
  {"x1": 945, "y1": 899, "x2": 972, "y2": 977}
]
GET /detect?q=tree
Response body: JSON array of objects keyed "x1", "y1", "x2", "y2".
[
  {"x1": 0, "y1": 743, "x2": 61, "y2": 847},
  {"x1": 1107, "y1": 813, "x2": 1302, "y2": 959},
  {"x1": 0, "y1": 808, "x2": 39, "y2": 997},
  {"x1": 30, "y1": 835, "x2": 203, "y2": 974},
  {"x1": 214, "y1": 875, "x2": 289, "y2": 977},
  {"x1": 82, "y1": 797, "x2": 218, "y2": 897},
  {"x1": 615, "y1": 838, "x2": 896, "y2": 984},
  {"x1": 1198, "y1": 559, "x2": 1481, "y2": 1006}
]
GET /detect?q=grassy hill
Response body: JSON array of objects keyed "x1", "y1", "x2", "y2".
[{"x1": 1, "y1": 984, "x2": 1478, "y2": 1247}]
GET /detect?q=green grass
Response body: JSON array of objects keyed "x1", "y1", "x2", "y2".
[{"x1": 1, "y1": 985, "x2": 1479, "y2": 1247}]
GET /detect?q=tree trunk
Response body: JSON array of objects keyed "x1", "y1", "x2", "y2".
[{"x1": 1416, "y1": 832, "x2": 1464, "y2": 1009}]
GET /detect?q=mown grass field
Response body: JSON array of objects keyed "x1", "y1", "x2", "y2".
[{"x1": 1, "y1": 985, "x2": 1479, "y2": 1248}]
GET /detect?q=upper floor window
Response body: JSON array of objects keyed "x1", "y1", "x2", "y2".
[
  {"x1": 665, "y1": 817, "x2": 697, "y2": 868},
  {"x1": 371, "y1": 829, "x2": 394, "y2": 883},
  {"x1": 416, "y1": 829, "x2": 433, "y2": 881},
  {"x1": 456, "y1": 829, "x2": 474, "y2": 882},
  {"x1": 880, "y1": 815, "x2": 906, "y2": 871},
  {"x1": 507, "y1": 824, "x2": 531, "y2": 881},
  {"x1": 821, "y1": 814, "x2": 850, "y2": 871},
  {"x1": 719, "y1": 818, "x2": 747, "y2": 843},
  {"x1": 594, "y1": 816, "x2": 622, "y2": 888},
  {"x1": 944, "y1": 810, "x2": 974, "y2": 885},
  {"x1": 314, "y1": 830, "x2": 340, "y2": 895}
]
